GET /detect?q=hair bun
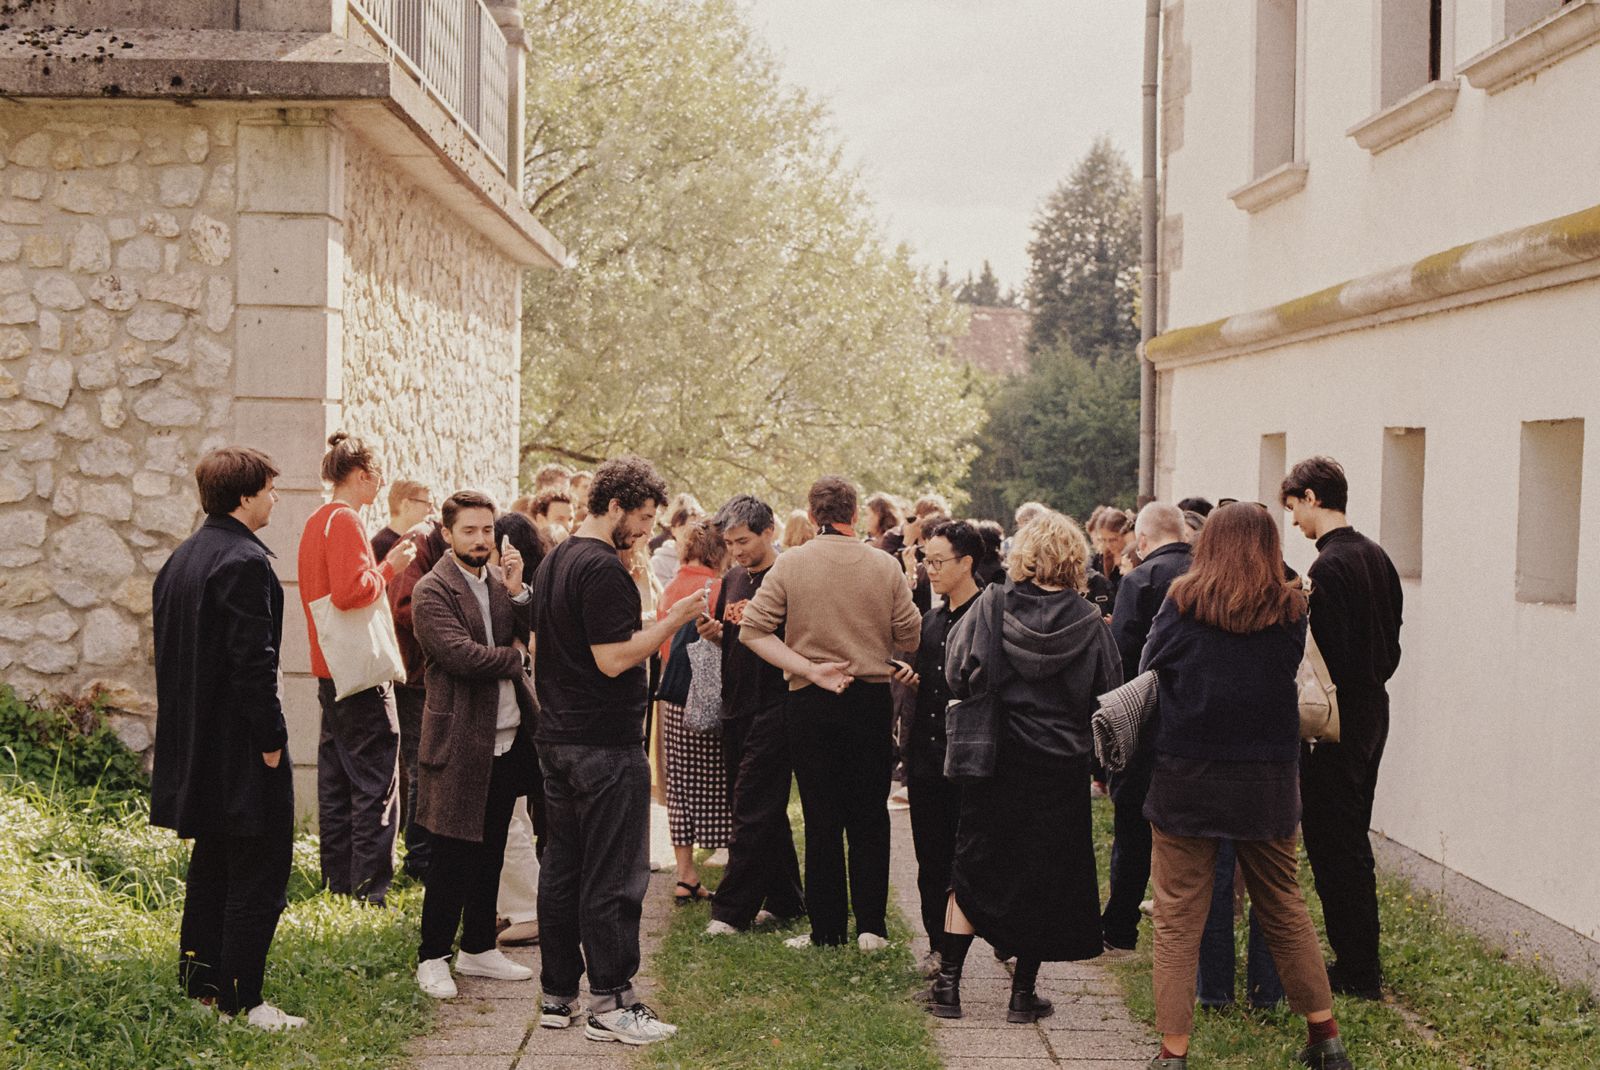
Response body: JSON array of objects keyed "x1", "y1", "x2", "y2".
[{"x1": 327, "y1": 431, "x2": 349, "y2": 448}]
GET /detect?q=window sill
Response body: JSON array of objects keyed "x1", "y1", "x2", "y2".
[
  {"x1": 1346, "y1": 79, "x2": 1461, "y2": 153},
  {"x1": 1228, "y1": 161, "x2": 1309, "y2": 213},
  {"x1": 1458, "y1": 0, "x2": 1600, "y2": 94}
]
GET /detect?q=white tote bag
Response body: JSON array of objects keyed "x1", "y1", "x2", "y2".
[{"x1": 308, "y1": 507, "x2": 406, "y2": 700}]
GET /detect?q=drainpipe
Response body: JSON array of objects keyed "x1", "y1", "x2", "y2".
[{"x1": 1138, "y1": 0, "x2": 1161, "y2": 502}]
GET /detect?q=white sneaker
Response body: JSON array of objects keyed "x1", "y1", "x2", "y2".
[
  {"x1": 417, "y1": 957, "x2": 457, "y2": 999},
  {"x1": 585, "y1": 1002, "x2": 678, "y2": 1045},
  {"x1": 784, "y1": 933, "x2": 813, "y2": 949},
  {"x1": 242, "y1": 1003, "x2": 307, "y2": 1031},
  {"x1": 858, "y1": 933, "x2": 889, "y2": 952},
  {"x1": 704, "y1": 920, "x2": 738, "y2": 936},
  {"x1": 540, "y1": 997, "x2": 580, "y2": 1029},
  {"x1": 455, "y1": 947, "x2": 534, "y2": 981}
]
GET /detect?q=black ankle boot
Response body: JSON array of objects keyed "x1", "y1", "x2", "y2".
[
  {"x1": 926, "y1": 965, "x2": 963, "y2": 1019},
  {"x1": 1006, "y1": 989, "x2": 1054, "y2": 1023}
]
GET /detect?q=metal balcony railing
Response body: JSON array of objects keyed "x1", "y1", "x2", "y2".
[{"x1": 347, "y1": 0, "x2": 512, "y2": 173}]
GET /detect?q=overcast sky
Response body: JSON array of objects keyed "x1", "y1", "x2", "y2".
[{"x1": 742, "y1": 0, "x2": 1145, "y2": 295}]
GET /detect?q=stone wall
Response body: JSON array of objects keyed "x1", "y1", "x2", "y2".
[
  {"x1": 340, "y1": 136, "x2": 522, "y2": 512},
  {"x1": 0, "y1": 103, "x2": 246, "y2": 752}
]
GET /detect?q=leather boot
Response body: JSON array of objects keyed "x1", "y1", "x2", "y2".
[
  {"x1": 1006, "y1": 989, "x2": 1054, "y2": 1024},
  {"x1": 925, "y1": 964, "x2": 963, "y2": 1019}
]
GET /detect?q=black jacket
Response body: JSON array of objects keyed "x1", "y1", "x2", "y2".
[
  {"x1": 151, "y1": 515, "x2": 291, "y2": 839},
  {"x1": 1108, "y1": 541, "x2": 1193, "y2": 681},
  {"x1": 905, "y1": 593, "x2": 977, "y2": 778},
  {"x1": 1308, "y1": 527, "x2": 1403, "y2": 696},
  {"x1": 946, "y1": 580, "x2": 1121, "y2": 768}
]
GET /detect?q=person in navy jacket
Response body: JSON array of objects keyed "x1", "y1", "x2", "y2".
[{"x1": 150, "y1": 446, "x2": 303, "y2": 1031}]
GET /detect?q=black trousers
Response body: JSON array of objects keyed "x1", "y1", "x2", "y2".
[
  {"x1": 785, "y1": 682, "x2": 894, "y2": 945},
  {"x1": 418, "y1": 735, "x2": 528, "y2": 962},
  {"x1": 906, "y1": 767, "x2": 960, "y2": 956},
  {"x1": 537, "y1": 742, "x2": 651, "y2": 1012},
  {"x1": 1101, "y1": 748, "x2": 1156, "y2": 949},
  {"x1": 711, "y1": 701, "x2": 805, "y2": 929},
  {"x1": 179, "y1": 764, "x2": 294, "y2": 1015},
  {"x1": 316, "y1": 679, "x2": 398, "y2": 904},
  {"x1": 394, "y1": 684, "x2": 433, "y2": 879},
  {"x1": 1300, "y1": 695, "x2": 1390, "y2": 988}
]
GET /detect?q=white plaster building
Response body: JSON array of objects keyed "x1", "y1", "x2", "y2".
[
  {"x1": 1147, "y1": 0, "x2": 1600, "y2": 985},
  {"x1": 0, "y1": 1, "x2": 564, "y2": 807}
]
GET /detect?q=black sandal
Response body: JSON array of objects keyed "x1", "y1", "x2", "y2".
[{"x1": 673, "y1": 881, "x2": 713, "y2": 906}]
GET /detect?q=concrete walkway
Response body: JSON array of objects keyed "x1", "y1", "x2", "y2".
[
  {"x1": 408, "y1": 804, "x2": 678, "y2": 1070},
  {"x1": 888, "y1": 807, "x2": 1157, "y2": 1069}
]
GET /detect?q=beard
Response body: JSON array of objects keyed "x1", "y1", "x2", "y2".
[
  {"x1": 610, "y1": 520, "x2": 637, "y2": 550},
  {"x1": 456, "y1": 548, "x2": 492, "y2": 568}
]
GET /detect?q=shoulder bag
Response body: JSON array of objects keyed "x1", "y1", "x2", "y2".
[
  {"x1": 683, "y1": 635, "x2": 723, "y2": 734},
  {"x1": 1297, "y1": 579, "x2": 1340, "y2": 742},
  {"x1": 943, "y1": 584, "x2": 1007, "y2": 783},
  {"x1": 308, "y1": 506, "x2": 407, "y2": 700}
]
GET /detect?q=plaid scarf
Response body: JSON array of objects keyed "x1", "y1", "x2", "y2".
[{"x1": 1091, "y1": 670, "x2": 1159, "y2": 774}]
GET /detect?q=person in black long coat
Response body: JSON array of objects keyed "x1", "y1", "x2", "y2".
[
  {"x1": 150, "y1": 446, "x2": 303, "y2": 1031},
  {"x1": 927, "y1": 509, "x2": 1121, "y2": 1025}
]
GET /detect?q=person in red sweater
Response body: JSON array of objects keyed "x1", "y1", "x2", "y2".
[{"x1": 298, "y1": 432, "x2": 417, "y2": 905}]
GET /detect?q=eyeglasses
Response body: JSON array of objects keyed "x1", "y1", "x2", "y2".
[{"x1": 922, "y1": 555, "x2": 964, "y2": 572}]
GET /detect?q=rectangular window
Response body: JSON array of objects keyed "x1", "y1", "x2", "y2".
[
  {"x1": 1252, "y1": 0, "x2": 1300, "y2": 177},
  {"x1": 1259, "y1": 432, "x2": 1287, "y2": 528},
  {"x1": 1381, "y1": 427, "x2": 1426, "y2": 579},
  {"x1": 1501, "y1": 0, "x2": 1575, "y2": 38},
  {"x1": 1516, "y1": 419, "x2": 1584, "y2": 604},
  {"x1": 1378, "y1": 0, "x2": 1446, "y2": 107}
]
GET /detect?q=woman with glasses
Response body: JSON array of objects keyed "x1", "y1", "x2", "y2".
[
  {"x1": 924, "y1": 510, "x2": 1121, "y2": 1024},
  {"x1": 887, "y1": 520, "x2": 987, "y2": 979}
]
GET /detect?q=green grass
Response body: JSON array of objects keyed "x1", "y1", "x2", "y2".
[
  {"x1": 639, "y1": 794, "x2": 941, "y2": 1070},
  {"x1": 0, "y1": 776, "x2": 433, "y2": 1070},
  {"x1": 1090, "y1": 798, "x2": 1599, "y2": 1069}
]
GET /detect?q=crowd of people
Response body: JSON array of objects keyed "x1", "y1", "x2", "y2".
[{"x1": 148, "y1": 438, "x2": 1402, "y2": 1069}]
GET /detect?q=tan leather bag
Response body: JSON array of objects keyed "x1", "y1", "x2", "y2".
[{"x1": 1297, "y1": 576, "x2": 1340, "y2": 741}]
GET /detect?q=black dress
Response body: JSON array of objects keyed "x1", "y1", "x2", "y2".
[
  {"x1": 952, "y1": 752, "x2": 1103, "y2": 961},
  {"x1": 944, "y1": 581, "x2": 1119, "y2": 962}
]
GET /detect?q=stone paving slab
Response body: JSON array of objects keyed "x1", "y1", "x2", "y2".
[
  {"x1": 888, "y1": 807, "x2": 1157, "y2": 1068},
  {"x1": 407, "y1": 803, "x2": 678, "y2": 1069}
]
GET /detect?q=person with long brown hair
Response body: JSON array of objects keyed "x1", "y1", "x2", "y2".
[{"x1": 1137, "y1": 503, "x2": 1351, "y2": 1070}]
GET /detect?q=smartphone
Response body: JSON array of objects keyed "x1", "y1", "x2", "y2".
[{"x1": 886, "y1": 658, "x2": 911, "y2": 673}]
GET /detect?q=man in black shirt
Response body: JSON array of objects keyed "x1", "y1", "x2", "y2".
[
  {"x1": 1101, "y1": 502, "x2": 1193, "y2": 954},
  {"x1": 701, "y1": 495, "x2": 806, "y2": 935},
  {"x1": 888, "y1": 519, "x2": 985, "y2": 977},
  {"x1": 531, "y1": 457, "x2": 705, "y2": 1046},
  {"x1": 1282, "y1": 456, "x2": 1403, "y2": 1000}
]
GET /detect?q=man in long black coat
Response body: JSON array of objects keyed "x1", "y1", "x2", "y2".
[{"x1": 150, "y1": 446, "x2": 303, "y2": 1031}]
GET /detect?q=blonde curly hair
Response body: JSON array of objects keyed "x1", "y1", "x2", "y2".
[{"x1": 1006, "y1": 509, "x2": 1089, "y2": 592}]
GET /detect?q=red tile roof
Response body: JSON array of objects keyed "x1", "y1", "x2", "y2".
[{"x1": 952, "y1": 305, "x2": 1031, "y2": 377}]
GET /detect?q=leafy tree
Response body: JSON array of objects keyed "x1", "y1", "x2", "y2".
[
  {"x1": 955, "y1": 260, "x2": 1003, "y2": 306},
  {"x1": 1024, "y1": 135, "x2": 1140, "y2": 359},
  {"x1": 962, "y1": 137, "x2": 1141, "y2": 522},
  {"x1": 518, "y1": 0, "x2": 981, "y2": 505},
  {"x1": 962, "y1": 344, "x2": 1138, "y2": 523}
]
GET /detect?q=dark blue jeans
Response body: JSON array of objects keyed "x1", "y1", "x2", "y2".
[
  {"x1": 394, "y1": 684, "x2": 432, "y2": 879},
  {"x1": 537, "y1": 742, "x2": 651, "y2": 1012},
  {"x1": 1197, "y1": 839, "x2": 1284, "y2": 1008},
  {"x1": 1102, "y1": 749, "x2": 1154, "y2": 949},
  {"x1": 316, "y1": 679, "x2": 398, "y2": 905}
]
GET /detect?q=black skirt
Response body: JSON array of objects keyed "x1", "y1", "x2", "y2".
[{"x1": 951, "y1": 753, "x2": 1103, "y2": 962}]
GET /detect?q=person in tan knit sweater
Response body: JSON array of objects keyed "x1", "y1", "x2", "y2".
[{"x1": 739, "y1": 476, "x2": 921, "y2": 950}]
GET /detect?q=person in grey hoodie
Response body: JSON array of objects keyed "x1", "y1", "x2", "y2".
[{"x1": 926, "y1": 509, "x2": 1122, "y2": 1025}]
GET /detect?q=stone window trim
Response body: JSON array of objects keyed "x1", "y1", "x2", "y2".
[
  {"x1": 1346, "y1": 77, "x2": 1462, "y2": 153},
  {"x1": 1458, "y1": 0, "x2": 1600, "y2": 93},
  {"x1": 1227, "y1": 160, "x2": 1309, "y2": 213}
]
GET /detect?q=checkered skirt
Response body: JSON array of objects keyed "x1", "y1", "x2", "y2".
[{"x1": 659, "y1": 701, "x2": 733, "y2": 849}]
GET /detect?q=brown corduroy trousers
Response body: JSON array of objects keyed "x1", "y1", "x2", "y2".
[{"x1": 1150, "y1": 826, "x2": 1334, "y2": 1035}]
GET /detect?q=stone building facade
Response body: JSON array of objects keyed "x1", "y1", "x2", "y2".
[{"x1": 0, "y1": 2, "x2": 564, "y2": 806}]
